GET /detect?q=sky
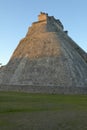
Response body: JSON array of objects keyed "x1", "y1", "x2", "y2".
[{"x1": 0, "y1": 0, "x2": 87, "y2": 65}]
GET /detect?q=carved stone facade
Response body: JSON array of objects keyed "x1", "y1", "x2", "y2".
[{"x1": 38, "y1": 12, "x2": 48, "y2": 21}]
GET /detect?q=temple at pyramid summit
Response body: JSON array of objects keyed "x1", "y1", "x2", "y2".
[{"x1": 0, "y1": 12, "x2": 87, "y2": 94}]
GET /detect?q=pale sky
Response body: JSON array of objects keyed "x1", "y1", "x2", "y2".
[{"x1": 0, "y1": 0, "x2": 87, "y2": 65}]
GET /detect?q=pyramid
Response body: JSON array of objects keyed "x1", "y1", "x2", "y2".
[{"x1": 0, "y1": 12, "x2": 87, "y2": 94}]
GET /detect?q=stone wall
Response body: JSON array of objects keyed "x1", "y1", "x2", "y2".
[{"x1": 0, "y1": 85, "x2": 87, "y2": 94}]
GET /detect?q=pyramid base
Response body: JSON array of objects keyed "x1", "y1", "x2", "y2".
[{"x1": 0, "y1": 85, "x2": 87, "y2": 94}]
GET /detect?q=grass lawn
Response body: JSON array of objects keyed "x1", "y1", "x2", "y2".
[{"x1": 0, "y1": 91, "x2": 87, "y2": 130}]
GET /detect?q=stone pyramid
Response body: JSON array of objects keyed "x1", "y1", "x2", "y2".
[{"x1": 0, "y1": 12, "x2": 87, "y2": 93}]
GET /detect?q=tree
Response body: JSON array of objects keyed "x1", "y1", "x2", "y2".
[{"x1": 0, "y1": 63, "x2": 2, "y2": 67}]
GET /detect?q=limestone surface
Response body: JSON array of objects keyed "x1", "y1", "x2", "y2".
[{"x1": 0, "y1": 12, "x2": 87, "y2": 93}]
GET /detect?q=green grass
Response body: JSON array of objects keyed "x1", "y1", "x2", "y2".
[{"x1": 0, "y1": 91, "x2": 87, "y2": 130}]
